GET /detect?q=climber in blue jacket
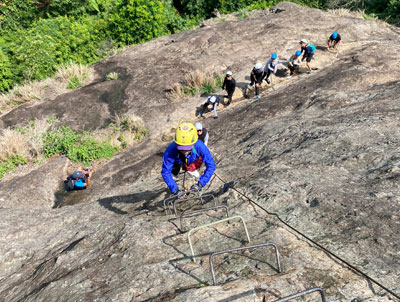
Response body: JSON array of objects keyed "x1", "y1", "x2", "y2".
[{"x1": 161, "y1": 122, "x2": 216, "y2": 198}]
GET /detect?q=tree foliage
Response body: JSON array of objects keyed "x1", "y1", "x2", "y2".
[{"x1": 0, "y1": 0, "x2": 398, "y2": 92}]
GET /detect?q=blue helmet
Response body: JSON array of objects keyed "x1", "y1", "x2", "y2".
[
  {"x1": 271, "y1": 53, "x2": 278, "y2": 59},
  {"x1": 332, "y1": 32, "x2": 338, "y2": 39},
  {"x1": 295, "y1": 50, "x2": 301, "y2": 56}
]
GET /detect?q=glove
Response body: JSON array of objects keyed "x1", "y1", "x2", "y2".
[
  {"x1": 191, "y1": 183, "x2": 202, "y2": 192},
  {"x1": 174, "y1": 189, "x2": 185, "y2": 199}
]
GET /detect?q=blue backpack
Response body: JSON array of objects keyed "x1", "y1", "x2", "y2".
[{"x1": 307, "y1": 44, "x2": 316, "y2": 52}]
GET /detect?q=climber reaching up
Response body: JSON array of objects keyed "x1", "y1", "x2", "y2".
[
  {"x1": 263, "y1": 53, "x2": 279, "y2": 84},
  {"x1": 161, "y1": 122, "x2": 216, "y2": 198},
  {"x1": 247, "y1": 62, "x2": 264, "y2": 99},
  {"x1": 222, "y1": 71, "x2": 236, "y2": 106},
  {"x1": 299, "y1": 39, "x2": 316, "y2": 73},
  {"x1": 328, "y1": 31, "x2": 341, "y2": 50}
]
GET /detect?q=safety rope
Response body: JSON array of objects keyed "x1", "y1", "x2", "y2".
[{"x1": 213, "y1": 172, "x2": 400, "y2": 300}]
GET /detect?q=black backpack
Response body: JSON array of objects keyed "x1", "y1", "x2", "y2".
[{"x1": 64, "y1": 176, "x2": 75, "y2": 191}]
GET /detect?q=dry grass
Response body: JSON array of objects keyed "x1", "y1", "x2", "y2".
[
  {"x1": 0, "y1": 63, "x2": 94, "y2": 114},
  {"x1": 166, "y1": 83, "x2": 185, "y2": 100},
  {"x1": 328, "y1": 8, "x2": 364, "y2": 19},
  {"x1": 94, "y1": 113, "x2": 146, "y2": 148},
  {"x1": 167, "y1": 70, "x2": 216, "y2": 100},
  {"x1": 55, "y1": 62, "x2": 94, "y2": 86},
  {"x1": 0, "y1": 129, "x2": 31, "y2": 161},
  {"x1": 0, "y1": 118, "x2": 53, "y2": 162}
]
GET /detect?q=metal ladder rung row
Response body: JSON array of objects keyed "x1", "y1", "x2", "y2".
[{"x1": 163, "y1": 193, "x2": 327, "y2": 300}]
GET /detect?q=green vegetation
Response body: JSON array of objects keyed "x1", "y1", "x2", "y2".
[
  {"x1": 106, "y1": 72, "x2": 119, "y2": 80},
  {"x1": 0, "y1": 115, "x2": 149, "y2": 178},
  {"x1": 1, "y1": 0, "x2": 397, "y2": 93},
  {"x1": 0, "y1": 155, "x2": 27, "y2": 179}
]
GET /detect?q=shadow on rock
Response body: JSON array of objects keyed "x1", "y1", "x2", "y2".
[{"x1": 97, "y1": 188, "x2": 168, "y2": 215}]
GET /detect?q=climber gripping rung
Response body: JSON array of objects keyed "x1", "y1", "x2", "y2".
[
  {"x1": 209, "y1": 242, "x2": 281, "y2": 286},
  {"x1": 273, "y1": 287, "x2": 326, "y2": 302},
  {"x1": 179, "y1": 205, "x2": 230, "y2": 232}
]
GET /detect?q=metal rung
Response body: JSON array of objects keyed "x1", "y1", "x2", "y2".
[
  {"x1": 180, "y1": 205, "x2": 230, "y2": 232},
  {"x1": 273, "y1": 288, "x2": 326, "y2": 302},
  {"x1": 163, "y1": 190, "x2": 201, "y2": 215},
  {"x1": 171, "y1": 193, "x2": 217, "y2": 216},
  {"x1": 209, "y1": 242, "x2": 281, "y2": 286},
  {"x1": 188, "y1": 215, "x2": 251, "y2": 262}
]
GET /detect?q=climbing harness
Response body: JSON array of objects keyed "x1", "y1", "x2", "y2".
[{"x1": 209, "y1": 242, "x2": 281, "y2": 286}]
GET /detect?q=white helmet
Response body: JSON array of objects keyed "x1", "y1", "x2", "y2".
[
  {"x1": 209, "y1": 96, "x2": 216, "y2": 104},
  {"x1": 300, "y1": 39, "x2": 308, "y2": 44},
  {"x1": 194, "y1": 122, "x2": 203, "y2": 131},
  {"x1": 254, "y1": 62, "x2": 262, "y2": 69},
  {"x1": 226, "y1": 71, "x2": 232, "y2": 76}
]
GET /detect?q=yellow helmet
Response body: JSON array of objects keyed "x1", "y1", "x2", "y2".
[{"x1": 174, "y1": 122, "x2": 198, "y2": 147}]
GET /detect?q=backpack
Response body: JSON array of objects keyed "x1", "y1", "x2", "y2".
[
  {"x1": 307, "y1": 44, "x2": 316, "y2": 52},
  {"x1": 65, "y1": 176, "x2": 75, "y2": 191}
]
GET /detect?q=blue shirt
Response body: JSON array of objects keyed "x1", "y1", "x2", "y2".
[
  {"x1": 161, "y1": 140, "x2": 216, "y2": 193},
  {"x1": 74, "y1": 179, "x2": 85, "y2": 189}
]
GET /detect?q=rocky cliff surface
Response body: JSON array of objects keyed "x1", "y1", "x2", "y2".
[{"x1": 0, "y1": 2, "x2": 399, "y2": 301}]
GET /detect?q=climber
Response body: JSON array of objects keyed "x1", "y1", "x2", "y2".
[
  {"x1": 195, "y1": 122, "x2": 209, "y2": 146},
  {"x1": 222, "y1": 71, "x2": 236, "y2": 106},
  {"x1": 161, "y1": 122, "x2": 216, "y2": 198},
  {"x1": 263, "y1": 53, "x2": 278, "y2": 84},
  {"x1": 65, "y1": 167, "x2": 93, "y2": 191},
  {"x1": 247, "y1": 62, "x2": 264, "y2": 98},
  {"x1": 327, "y1": 31, "x2": 341, "y2": 50},
  {"x1": 299, "y1": 39, "x2": 316, "y2": 73},
  {"x1": 286, "y1": 50, "x2": 302, "y2": 78},
  {"x1": 200, "y1": 95, "x2": 221, "y2": 119}
]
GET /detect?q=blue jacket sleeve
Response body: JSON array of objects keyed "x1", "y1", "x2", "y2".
[
  {"x1": 161, "y1": 143, "x2": 179, "y2": 193},
  {"x1": 197, "y1": 141, "x2": 216, "y2": 187}
]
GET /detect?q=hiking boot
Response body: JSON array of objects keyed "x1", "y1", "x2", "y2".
[
  {"x1": 247, "y1": 83, "x2": 252, "y2": 88},
  {"x1": 214, "y1": 116, "x2": 218, "y2": 119},
  {"x1": 307, "y1": 70, "x2": 311, "y2": 74},
  {"x1": 266, "y1": 79, "x2": 271, "y2": 84},
  {"x1": 286, "y1": 75, "x2": 292, "y2": 79},
  {"x1": 226, "y1": 102, "x2": 231, "y2": 107},
  {"x1": 256, "y1": 95, "x2": 260, "y2": 99}
]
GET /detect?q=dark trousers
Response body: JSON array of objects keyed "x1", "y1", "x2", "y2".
[
  {"x1": 226, "y1": 89, "x2": 235, "y2": 104},
  {"x1": 250, "y1": 73, "x2": 262, "y2": 96},
  {"x1": 263, "y1": 69, "x2": 272, "y2": 81},
  {"x1": 288, "y1": 64, "x2": 298, "y2": 75}
]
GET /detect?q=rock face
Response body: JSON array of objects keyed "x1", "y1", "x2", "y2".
[{"x1": 0, "y1": 2, "x2": 400, "y2": 301}]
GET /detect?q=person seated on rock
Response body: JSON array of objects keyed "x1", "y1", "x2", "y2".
[
  {"x1": 248, "y1": 62, "x2": 264, "y2": 99},
  {"x1": 200, "y1": 95, "x2": 221, "y2": 119},
  {"x1": 65, "y1": 167, "x2": 93, "y2": 191},
  {"x1": 286, "y1": 50, "x2": 302, "y2": 78},
  {"x1": 299, "y1": 39, "x2": 316, "y2": 73},
  {"x1": 195, "y1": 122, "x2": 209, "y2": 146},
  {"x1": 262, "y1": 53, "x2": 279, "y2": 84},
  {"x1": 161, "y1": 122, "x2": 216, "y2": 198},
  {"x1": 222, "y1": 71, "x2": 236, "y2": 106},
  {"x1": 328, "y1": 31, "x2": 341, "y2": 50}
]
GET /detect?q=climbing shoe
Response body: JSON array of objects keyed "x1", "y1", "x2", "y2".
[{"x1": 266, "y1": 79, "x2": 271, "y2": 84}]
